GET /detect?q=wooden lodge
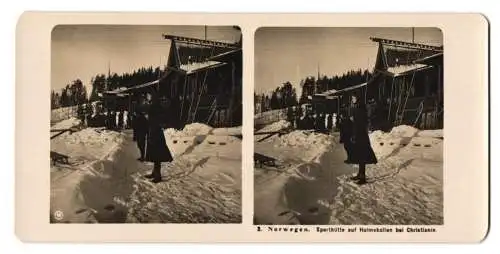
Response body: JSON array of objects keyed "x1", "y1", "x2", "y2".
[
  {"x1": 100, "y1": 33, "x2": 242, "y2": 128},
  {"x1": 311, "y1": 37, "x2": 443, "y2": 130}
]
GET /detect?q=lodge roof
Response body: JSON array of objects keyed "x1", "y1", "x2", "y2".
[
  {"x1": 180, "y1": 61, "x2": 228, "y2": 75},
  {"x1": 413, "y1": 52, "x2": 443, "y2": 66},
  {"x1": 207, "y1": 48, "x2": 242, "y2": 62},
  {"x1": 310, "y1": 37, "x2": 443, "y2": 101},
  {"x1": 162, "y1": 34, "x2": 240, "y2": 49},
  {"x1": 370, "y1": 37, "x2": 443, "y2": 52}
]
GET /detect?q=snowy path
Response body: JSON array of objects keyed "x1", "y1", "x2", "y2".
[
  {"x1": 329, "y1": 147, "x2": 443, "y2": 225},
  {"x1": 254, "y1": 133, "x2": 352, "y2": 225},
  {"x1": 51, "y1": 130, "x2": 148, "y2": 223},
  {"x1": 51, "y1": 128, "x2": 242, "y2": 223}
]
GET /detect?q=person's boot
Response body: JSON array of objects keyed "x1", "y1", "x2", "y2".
[
  {"x1": 150, "y1": 177, "x2": 162, "y2": 184},
  {"x1": 349, "y1": 175, "x2": 360, "y2": 181},
  {"x1": 355, "y1": 172, "x2": 367, "y2": 185},
  {"x1": 150, "y1": 162, "x2": 162, "y2": 183},
  {"x1": 355, "y1": 164, "x2": 367, "y2": 185},
  {"x1": 344, "y1": 157, "x2": 354, "y2": 164},
  {"x1": 355, "y1": 178, "x2": 367, "y2": 185}
]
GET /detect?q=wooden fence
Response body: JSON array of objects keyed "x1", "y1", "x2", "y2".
[
  {"x1": 50, "y1": 105, "x2": 80, "y2": 124},
  {"x1": 254, "y1": 108, "x2": 290, "y2": 128}
]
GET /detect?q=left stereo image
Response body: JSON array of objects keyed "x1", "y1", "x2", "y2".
[{"x1": 49, "y1": 25, "x2": 243, "y2": 224}]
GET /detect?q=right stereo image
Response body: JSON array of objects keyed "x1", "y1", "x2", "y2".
[{"x1": 253, "y1": 27, "x2": 444, "y2": 226}]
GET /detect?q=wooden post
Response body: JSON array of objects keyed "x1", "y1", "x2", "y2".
[
  {"x1": 227, "y1": 60, "x2": 236, "y2": 126},
  {"x1": 128, "y1": 95, "x2": 131, "y2": 113},
  {"x1": 425, "y1": 73, "x2": 430, "y2": 97},
  {"x1": 438, "y1": 65, "x2": 442, "y2": 103}
]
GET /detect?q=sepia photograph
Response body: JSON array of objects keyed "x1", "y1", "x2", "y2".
[
  {"x1": 50, "y1": 25, "x2": 242, "y2": 223},
  {"x1": 254, "y1": 27, "x2": 444, "y2": 225}
]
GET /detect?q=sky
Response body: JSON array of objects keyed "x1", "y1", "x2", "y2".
[
  {"x1": 51, "y1": 25, "x2": 241, "y2": 94},
  {"x1": 254, "y1": 27, "x2": 443, "y2": 95}
]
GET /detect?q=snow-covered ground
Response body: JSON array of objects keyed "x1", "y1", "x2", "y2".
[
  {"x1": 127, "y1": 123, "x2": 241, "y2": 223},
  {"x1": 254, "y1": 122, "x2": 443, "y2": 225},
  {"x1": 50, "y1": 117, "x2": 128, "y2": 223},
  {"x1": 50, "y1": 119, "x2": 241, "y2": 223}
]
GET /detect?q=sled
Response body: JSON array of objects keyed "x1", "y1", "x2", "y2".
[
  {"x1": 254, "y1": 152, "x2": 278, "y2": 168},
  {"x1": 50, "y1": 151, "x2": 70, "y2": 166},
  {"x1": 50, "y1": 124, "x2": 84, "y2": 139},
  {"x1": 255, "y1": 128, "x2": 293, "y2": 142}
]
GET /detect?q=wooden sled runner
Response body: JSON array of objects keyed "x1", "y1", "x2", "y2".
[
  {"x1": 50, "y1": 124, "x2": 82, "y2": 166},
  {"x1": 50, "y1": 151, "x2": 69, "y2": 166},
  {"x1": 254, "y1": 152, "x2": 278, "y2": 168},
  {"x1": 254, "y1": 127, "x2": 293, "y2": 143}
]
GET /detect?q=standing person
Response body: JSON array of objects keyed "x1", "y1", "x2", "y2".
[
  {"x1": 106, "y1": 110, "x2": 113, "y2": 129},
  {"x1": 118, "y1": 110, "x2": 124, "y2": 130},
  {"x1": 128, "y1": 110, "x2": 132, "y2": 129},
  {"x1": 327, "y1": 113, "x2": 333, "y2": 132},
  {"x1": 123, "y1": 110, "x2": 129, "y2": 129},
  {"x1": 144, "y1": 92, "x2": 173, "y2": 183},
  {"x1": 115, "y1": 110, "x2": 120, "y2": 130},
  {"x1": 335, "y1": 113, "x2": 341, "y2": 132},
  {"x1": 339, "y1": 113, "x2": 354, "y2": 163},
  {"x1": 110, "y1": 110, "x2": 117, "y2": 130},
  {"x1": 287, "y1": 106, "x2": 295, "y2": 128},
  {"x1": 348, "y1": 93, "x2": 378, "y2": 185},
  {"x1": 133, "y1": 110, "x2": 148, "y2": 162},
  {"x1": 319, "y1": 113, "x2": 326, "y2": 131}
]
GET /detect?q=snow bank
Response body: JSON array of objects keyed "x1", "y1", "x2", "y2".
[
  {"x1": 256, "y1": 120, "x2": 291, "y2": 134},
  {"x1": 370, "y1": 126, "x2": 443, "y2": 160},
  {"x1": 417, "y1": 129, "x2": 443, "y2": 139},
  {"x1": 166, "y1": 124, "x2": 241, "y2": 138},
  {"x1": 212, "y1": 126, "x2": 242, "y2": 136},
  {"x1": 277, "y1": 131, "x2": 331, "y2": 148},
  {"x1": 51, "y1": 117, "x2": 81, "y2": 129},
  {"x1": 64, "y1": 129, "x2": 124, "y2": 146},
  {"x1": 389, "y1": 125, "x2": 419, "y2": 138},
  {"x1": 255, "y1": 129, "x2": 334, "y2": 163},
  {"x1": 164, "y1": 123, "x2": 242, "y2": 158},
  {"x1": 165, "y1": 123, "x2": 214, "y2": 137},
  {"x1": 51, "y1": 127, "x2": 126, "y2": 161},
  {"x1": 190, "y1": 135, "x2": 242, "y2": 160}
]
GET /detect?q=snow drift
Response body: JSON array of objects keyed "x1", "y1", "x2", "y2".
[
  {"x1": 254, "y1": 122, "x2": 443, "y2": 225},
  {"x1": 51, "y1": 121, "x2": 242, "y2": 223},
  {"x1": 127, "y1": 122, "x2": 242, "y2": 223},
  {"x1": 255, "y1": 120, "x2": 291, "y2": 135},
  {"x1": 50, "y1": 120, "x2": 127, "y2": 223}
]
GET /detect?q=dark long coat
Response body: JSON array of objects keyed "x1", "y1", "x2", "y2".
[
  {"x1": 133, "y1": 113, "x2": 148, "y2": 141},
  {"x1": 144, "y1": 102, "x2": 173, "y2": 163},
  {"x1": 350, "y1": 103, "x2": 378, "y2": 165}
]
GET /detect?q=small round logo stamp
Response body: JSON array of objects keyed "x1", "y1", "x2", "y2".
[{"x1": 53, "y1": 210, "x2": 64, "y2": 221}]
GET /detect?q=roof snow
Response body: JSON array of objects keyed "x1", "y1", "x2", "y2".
[
  {"x1": 386, "y1": 63, "x2": 429, "y2": 77},
  {"x1": 180, "y1": 61, "x2": 225, "y2": 74}
]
